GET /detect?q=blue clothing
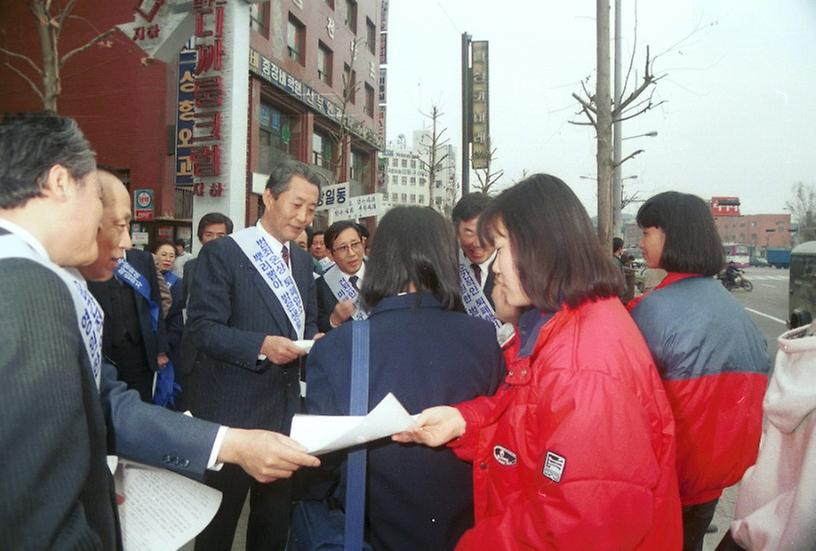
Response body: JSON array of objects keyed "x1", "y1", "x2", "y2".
[{"x1": 306, "y1": 292, "x2": 504, "y2": 551}]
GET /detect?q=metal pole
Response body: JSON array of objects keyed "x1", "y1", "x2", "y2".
[
  {"x1": 461, "y1": 32, "x2": 471, "y2": 196},
  {"x1": 612, "y1": 0, "x2": 622, "y2": 237}
]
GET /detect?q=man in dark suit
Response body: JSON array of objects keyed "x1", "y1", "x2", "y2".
[
  {"x1": 316, "y1": 220, "x2": 367, "y2": 332},
  {"x1": 177, "y1": 212, "x2": 233, "y2": 406},
  {"x1": 452, "y1": 192, "x2": 497, "y2": 309},
  {"x1": 88, "y1": 244, "x2": 168, "y2": 402},
  {"x1": 0, "y1": 113, "x2": 120, "y2": 549},
  {"x1": 186, "y1": 160, "x2": 323, "y2": 551}
]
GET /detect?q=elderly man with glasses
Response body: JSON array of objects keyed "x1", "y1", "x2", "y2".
[{"x1": 316, "y1": 220, "x2": 367, "y2": 332}]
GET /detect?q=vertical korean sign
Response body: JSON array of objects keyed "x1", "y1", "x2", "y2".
[
  {"x1": 176, "y1": 43, "x2": 196, "y2": 187},
  {"x1": 470, "y1": 41, "x2": 489, "y2": 170},
  {"x1": 191, "y1": 0, "x2": 227, "y2": 199}
]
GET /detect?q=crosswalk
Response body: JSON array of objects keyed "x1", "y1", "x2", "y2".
[{"x1": 747, "y1": 275, "x2": 788, "y2": 281}]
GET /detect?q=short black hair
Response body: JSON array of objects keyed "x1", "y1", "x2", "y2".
[
  {"x1": 304, "y1": 226, "x2": 315, "y2": 247},
  {"x1": 479, "y1": 174, "x2": 623, "y2": 311},
  {"x1": 452, "y1": 192, "x2": 492, "y2": 226},
  {"x1": 355, "y1": 222, "x2": 369, "y2": 240},
  {"x1": 0, "y1": 112, "x2": 96, "y2": 209},
  {"x1": 636, "y1": 191, "x2": 724, "y2": 276},
  {"x1": 153, "y1": 239, "x2": 175, "y2": 254},
  {"x1": 612, "y1": 237, "x2": 624, "y2": 253},
  {"x1": 361, "y1": 206, "x2": 463, "y2": 311},
  {"x1": 266, "y1": 159, "x2": 324, "y2": 198},
  {"x1": 174, "y1": 238, "x2": 186, "y2": 247},
  {"x1": 197, "y1": 212, "x2": 233, "y2": 241},
  {"x1": 324, "y1": 220, "x2": 362, "y2": 251},
  {"x1": 309, "y1": 229, "x2": 325, "y2": 249}
]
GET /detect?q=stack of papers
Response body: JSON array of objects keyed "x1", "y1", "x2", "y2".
[{"x1": 290, "y1": 393, "x2": 417, "y2": 455}]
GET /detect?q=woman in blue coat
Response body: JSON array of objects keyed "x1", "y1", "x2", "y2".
[{"x1": 305, "y1": 206, "x2": 505, "y2": 550}]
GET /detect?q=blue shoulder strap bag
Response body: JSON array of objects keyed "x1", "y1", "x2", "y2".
[{"x1": 287, "y1": 319, "x2": 372, "y2": 551}]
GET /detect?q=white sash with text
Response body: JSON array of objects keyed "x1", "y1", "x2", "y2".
[
  {"x1": 322, "y1": 265, "x2": 367, "y2": 320},
  {"x1": 231, "y1": 226, "x2": 305, "y2": 339},
  {"x1": 459, "y1": 253, "x2": 501, "y2": 331},
  {"x1": 0, "y1": 234, "x2": 103, "y2": 388}
]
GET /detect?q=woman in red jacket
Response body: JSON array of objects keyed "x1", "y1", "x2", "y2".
[
  {"x1": 628, "y1": 192, "x2": 770, "y2": 551},
  {"x1": 396, "y1": 174, "x2": 682, "y2": 550}
]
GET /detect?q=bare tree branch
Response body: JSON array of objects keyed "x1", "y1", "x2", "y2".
[
  {"x1": 3, "y1": 60, "x2": 44, "y2": 100},
  {"x1": 0, "y1": 46, "x2": 43, "y2": 75},
  {"x1": 620, "y1": 0, "x2": 639, "y2": 102},
  {"x1": 616, "y1": 99, "x2": 666, "y2": 123},
  {"x1": 614, "y1": 148, "x2": 644, "y2": 168},
  {"x1": 57, "y1": 0, "x2": 81, "y2": 32},
  {"x1": 60, "y1": 27, "x2": 115, "y2": 67},
  {"x1": 580, "y1": 79, "x2": 596, "y2": 108}
]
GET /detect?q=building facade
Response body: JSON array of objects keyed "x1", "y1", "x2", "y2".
[
  {"x1": 714, "y1": 214, "x2": 793, "y2": 252},
  {"x1": 381, "y1": 135, "x2": 430, "y2": 207},
  {"x1": 247, "y1": 0, "x2": 383, "y2": 229},
  {"x1": 413, "y1": 128, "x2": 457, "y2": 214},
  {"x1": 0, "y1": 0, "x2": 383, "y2": 247}
]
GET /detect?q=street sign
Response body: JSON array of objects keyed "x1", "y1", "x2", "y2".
[
  {"x1": 134, "y1": 189, "x2": 155, "y2": 222},
  {"x1": 330, "y1": 193, "x2": 392, "y2": 220},
  {"x1": 317, "y1": 182, "x2": 350, "y2": 212}
]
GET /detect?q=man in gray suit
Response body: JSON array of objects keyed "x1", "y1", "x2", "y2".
[
  {"x1": 186, "y1": 160, "x2": 322, "y2": 551},
  {"x1": 0, "y1": 113, "x2": 319, "y2": 549}
]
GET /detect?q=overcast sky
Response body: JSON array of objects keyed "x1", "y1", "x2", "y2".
[{"x1": 384, "y1": 0, "x2": 816, "y2": 216}]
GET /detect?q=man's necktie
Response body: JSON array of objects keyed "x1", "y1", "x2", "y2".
[
  {"x1": 281, "y1": 244, "x2": 290, "y2": 269},
  {"x1": 349, "y1": 275, "x2": 359, "y2": 291},
  {"x1": 471, "y1": 263, "x2": 482, "y2": 286}
]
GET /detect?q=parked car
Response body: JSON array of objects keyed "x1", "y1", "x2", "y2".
[{"x1": 767, "y1": 248, "x2": 792, "y2": 269}]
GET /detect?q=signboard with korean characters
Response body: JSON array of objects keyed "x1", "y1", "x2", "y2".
[
  {"x1": 330, "y1": 194, "x2": 392, "y2": 221},
  {"x1": 316, "y1": 182, "x2": 350, "y2": 212},
  {"x1": 133, "y1": 189, "x2": 155, "y2": 222}
]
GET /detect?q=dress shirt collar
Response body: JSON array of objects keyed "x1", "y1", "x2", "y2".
[
  {"x1": 256, "y1": 220, "x2": 289, "y2": 256},
  {"x1": 0, "y1": 217, "x2": 50, "y2": 261}
]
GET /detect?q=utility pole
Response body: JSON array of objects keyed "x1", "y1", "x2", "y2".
[
  {"x1": 461, "y1": 32, "x2": 471, "y2": 195},
  {"x1": 596, "y1": 0, "x2": 613, "y2": 251},
  {"x1": 612, "y1": 0, "x2": 623, "y2": 238}
]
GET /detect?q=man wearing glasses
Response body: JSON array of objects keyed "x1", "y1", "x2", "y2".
[{"x1": 316, "y1": 220, "x2": 367, "y2": 332}]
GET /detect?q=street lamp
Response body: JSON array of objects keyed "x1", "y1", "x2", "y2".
[
  {"x1": 580, "y1": 175, "x2": 638, "y2": 182},
  {"x1": 622, "y1": 131, "x2": 658, "y2": 141}
]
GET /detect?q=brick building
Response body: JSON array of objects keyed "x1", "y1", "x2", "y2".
[
  {"x1": 714, "y1": 214, "x2": 792, "y2": 252},
  {"x1": 0, "y1": 0, "x2": 383, "y2": 247}
]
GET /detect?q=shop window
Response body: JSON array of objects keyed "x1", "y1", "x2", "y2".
[
  {"x1": 312, "y1": 130, "x2": 334, "y2": 170},
  {"x1": 350, "y1": 148, "x2": 370, "y2": 188},
  {"x1": 259, "y1": 102, "x2": 295, "y2": 173}
]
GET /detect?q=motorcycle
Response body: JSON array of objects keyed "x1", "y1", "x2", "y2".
[{"x1": 717, "y1": 269, "x2": 753, "y2": 292}]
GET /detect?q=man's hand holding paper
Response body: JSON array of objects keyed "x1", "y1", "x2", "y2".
[{"x1": 290, "y1": 393, "x2": 417, "y2": 455}]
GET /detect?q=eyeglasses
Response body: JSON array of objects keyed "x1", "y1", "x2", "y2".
[{"x1": 332, "y1": 240, "x2": 363, "y2": 256}]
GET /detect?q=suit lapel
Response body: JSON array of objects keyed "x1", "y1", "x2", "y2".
[{"x1": 238, "y1": 240, "x2": 297, "y2": 339}]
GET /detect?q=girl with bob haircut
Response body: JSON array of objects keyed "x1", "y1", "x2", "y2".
[
  {"x1": 305, "y1": 206, "x2": 504, "y2": 550},
  {"x1": 396, "y1": 174, "x2": 682, "y2": 550},
  {"x1": 629, "y1": 191, "x2": 770, "y2": 551}
]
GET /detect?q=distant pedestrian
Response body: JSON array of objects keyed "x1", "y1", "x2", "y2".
[{"x1": 172, "y1": 238, "x2": 190, "y2": 277}]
